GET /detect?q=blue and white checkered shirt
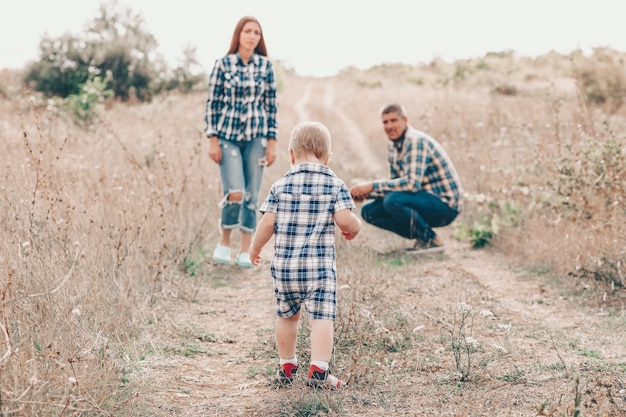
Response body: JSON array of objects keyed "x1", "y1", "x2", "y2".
[
  {"x1": 372, "y1": 126, "x2": 464, "y2": 212},
  {"x1": 204, "y1": 52, "x2": 278, "y2": 141},
  {"x1": 260, "y1": 163, "x2": 356, "y2": 283}
]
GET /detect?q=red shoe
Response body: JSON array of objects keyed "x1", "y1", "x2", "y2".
[
  {"x1": 276, "y1": 362, "x2": 298, "y2": 385},
  {"x1": 306, "y1": 365, "x2": 345, "y2": 390}
]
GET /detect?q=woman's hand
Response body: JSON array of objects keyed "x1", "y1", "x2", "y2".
[
  {"x1": 265, "y1": 138, "x2": 277, "y2": 167},
  {"x1": 208, "y1": 137, "x2": 222, "y2": 164}
]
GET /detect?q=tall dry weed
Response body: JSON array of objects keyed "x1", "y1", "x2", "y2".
[
  {"x1": 412, "y1": 70, "x2": 626, "y2": 289},
  {"x1": 1, "y1": 94, "x2": 217, "y2": 415}
]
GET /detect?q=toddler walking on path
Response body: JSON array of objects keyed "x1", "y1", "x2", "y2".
[{"x1": 249, "y1": 121, "x2": 362, "y2": 389}]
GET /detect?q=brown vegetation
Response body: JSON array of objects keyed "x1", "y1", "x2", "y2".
[{"x1": 1, "y1": 50, "x2": 625, "y2": 416}]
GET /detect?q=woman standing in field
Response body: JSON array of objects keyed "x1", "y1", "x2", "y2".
[{"x1": 204, "y1": 15, "x2": 278, "y2": 268}]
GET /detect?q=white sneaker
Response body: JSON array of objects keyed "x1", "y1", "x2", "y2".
[
  {"x1": 212, "y1": 244, "x2": 231, "y2": 264},
  {"x1": 235, "y1": 252, "x2": 253, "y2": 268}
]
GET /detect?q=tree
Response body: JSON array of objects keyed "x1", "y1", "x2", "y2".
[{"x1": 24, "y1": 0, "x2": 163, "y2": 102}]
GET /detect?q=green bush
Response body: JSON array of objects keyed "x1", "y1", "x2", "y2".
[
  {"x1": 24, "y1": 33, "x2": 91, "y2": 98},
  {"x1": 455, "y1": 192, "x2": 525, "y2": 249},
  {"x1": 23, "y1": 1, "x2": 165, "y2": 102},
  {"x1": 455, "y1": 218, "x2": 495, "y2": 249},
  {"x1": 62, "y1": 77, "x2": 113, "y2": 125}
]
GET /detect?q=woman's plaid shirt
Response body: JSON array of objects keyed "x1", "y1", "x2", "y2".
[
  {"x1": 260, "y1": 163, "x2": 355, "y2": 282},
  {"x1": 204, "y1": 53, "x2": 278, "y2": 141},
  {"x1": 372, "y1": 126, "x2": 464, "y2": 212}
]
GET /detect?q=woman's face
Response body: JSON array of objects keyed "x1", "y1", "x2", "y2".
[{"x1": 239, "y1": 21, "x2": 262, "y2": 52}]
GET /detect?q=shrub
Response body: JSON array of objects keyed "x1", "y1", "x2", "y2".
[
  {"x1": 24, "y1": 33, "x2": 91, "y2": 98},
  {"x1": 574, "y1": 48, "x2": 626, "y2": 114},
  {"x1": 550, "y1": 126, "x2": 625, "y2": 220},
  {"x1": 456, "y1": 220, "x2": 495, "y2": 249},
  {"x1": 24, "y1": 1, "x2": 163, "y2": 102},
  {"x1": 455, "y1": 192, "x2": 524, "y2": 249},
  {"x1": 492, "y1": 84, "x2": 518, "y2": 96},
  {"x1": 62, "y1": 77, "x2": 113, "y2": 125},
  {"x1": 545, "y1": 122, "x2": 626, "y2": 285}
]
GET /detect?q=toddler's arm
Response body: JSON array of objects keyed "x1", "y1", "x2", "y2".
[
  {"x1": 333, "y1": 209, "x2": 362, "y2": 240},
  {"x1": 249, "y1": 212, "x2": 276, "y2": 266}
]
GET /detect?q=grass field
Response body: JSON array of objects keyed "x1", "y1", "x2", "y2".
[{"x1": 1, "y1": 49, "x2": 625, "y2": 416}]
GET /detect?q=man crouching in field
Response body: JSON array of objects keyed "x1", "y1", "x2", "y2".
[{"x1": 350, "y1": 103, "x2": 463, "y2": 254}]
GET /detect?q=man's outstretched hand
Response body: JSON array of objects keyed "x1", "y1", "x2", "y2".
[{"x1": 350, "y1": 182, "x2": 374, "y2": 202}]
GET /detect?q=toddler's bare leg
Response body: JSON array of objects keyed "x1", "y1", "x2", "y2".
[
  {"x1": 309, "y1": 319, "x2": 334, "y2": 362},
  {"x1": 276, "y1": 311, "x2": 300, "y2": 359}
]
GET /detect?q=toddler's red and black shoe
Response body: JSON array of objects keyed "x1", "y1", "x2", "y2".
[
  {"x1": 306, "y1": 365, "x2": 345, "y2": 390},
  {"x1": 275, "y1": 362, "x2": 298, "y2": 385}
]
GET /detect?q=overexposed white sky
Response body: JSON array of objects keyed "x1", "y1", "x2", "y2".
[{"x1": 1, "y1": 0, "x2": 624, "y2": 77}]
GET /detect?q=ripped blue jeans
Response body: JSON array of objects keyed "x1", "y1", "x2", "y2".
[{"x1": 218, "y1": 138, "x2": 267, "y2": 233}]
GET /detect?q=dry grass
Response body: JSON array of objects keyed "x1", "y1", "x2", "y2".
[
  {"x1": 1, "y1": 91, "x2": 220, "y2": 415},
  {"x1": 1, "y1": 51, "x2": 626, "y2": 416}
]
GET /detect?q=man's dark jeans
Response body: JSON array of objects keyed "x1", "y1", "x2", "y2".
[{"x1": 360, "y1": 191, "x2": 459, "y2": 243}]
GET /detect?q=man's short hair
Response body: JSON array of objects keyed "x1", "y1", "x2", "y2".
[{"x1": 380, "y1": 103, "x2": 407, "y2": 118}]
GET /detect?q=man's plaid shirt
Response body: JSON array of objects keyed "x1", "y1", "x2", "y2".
[
  {"x1": 204, "y1": 53, "x2": 278, "y2": 141},
  {"x1": 372, "y1": 126, "x2": 464, "y2": 212},
  {"x1": 260, "y1": 163, "x2": 355, "y2": 282}
]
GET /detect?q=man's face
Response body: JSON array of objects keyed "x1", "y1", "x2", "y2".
[{"x1": 381, "y1": 111, "x2": 408, "y2": 141}]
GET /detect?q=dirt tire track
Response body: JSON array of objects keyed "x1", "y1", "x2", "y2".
[
  {"x1": 293, "y1": 77, "x2": 313, "y2": 121},
  {"x1": 321, "y1": 79, "x2": 384, "y2": 175},
  {"x1": 289, "y1": 77, "x2": 384, "y2": 178}
]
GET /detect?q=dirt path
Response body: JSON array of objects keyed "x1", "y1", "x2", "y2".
[
  {"x1": 138, "y1": 76, "x2": 626, "y2": 417},
  {"x1": 290, "y1": 77, "x2": 384, "y2": 176}
]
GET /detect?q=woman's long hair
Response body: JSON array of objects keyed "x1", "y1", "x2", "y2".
[{"x1": 227, "y1": 16, "x2": 268, "y2": 56}]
